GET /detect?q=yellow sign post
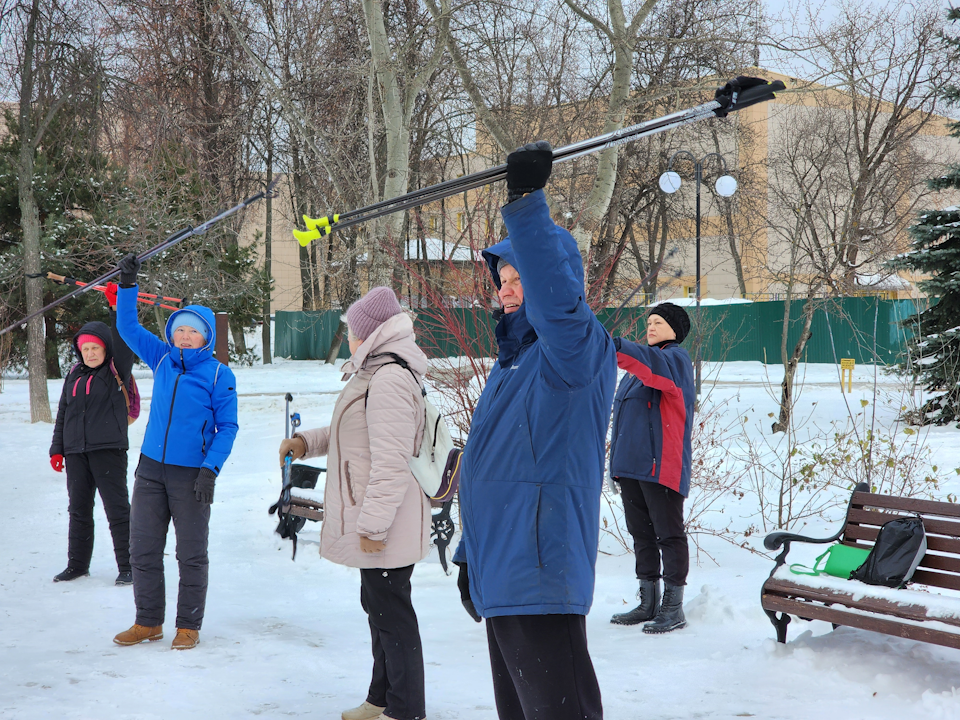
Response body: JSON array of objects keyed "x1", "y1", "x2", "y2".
[{"x1": 840, "y1": 358, "x2": 855, "y2": 393}]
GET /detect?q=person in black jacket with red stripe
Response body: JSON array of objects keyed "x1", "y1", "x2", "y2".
[
  {"x1": 609, "y1": 302, "x2": 694, "y2": 634},
  {"x1": 49, "y1": 285, "x2": 135, "y2": 586}
]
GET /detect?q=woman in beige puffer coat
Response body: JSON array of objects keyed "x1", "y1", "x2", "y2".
[{"x1": 279, "y1": 287, "x2": 431, "y2": 720}]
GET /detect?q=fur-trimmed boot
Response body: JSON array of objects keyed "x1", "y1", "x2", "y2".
[
  {"x1": 643, "y1": 583, "x2": 686, "y2": 634},
  {"x1": 611, "y1": 579, "x2": 660, "y2": 625}
]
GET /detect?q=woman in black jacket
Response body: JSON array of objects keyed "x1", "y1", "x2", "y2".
[{"x1": 50, "y1": 294, "x2": 136, "y2": 585}]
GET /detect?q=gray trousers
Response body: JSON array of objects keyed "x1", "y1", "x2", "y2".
[{"x1": 130, "y1": 457, "x2": 209, "y2": 630}]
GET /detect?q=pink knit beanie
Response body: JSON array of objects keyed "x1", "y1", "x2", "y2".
[{"x1": 346, "y1": 286, "x2": 403, "y2": 340}]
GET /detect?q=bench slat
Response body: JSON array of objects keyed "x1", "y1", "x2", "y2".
[
  {"x1": 846, "y1": 508, "x2": 960, "y2": 539},
  {"x1": 851, "y1": 492, "x2": 960, "y2": 519},
  {"x1": 761, "y1": 594, "x2": 960, "y2": 651},
  {"x1": 911, "y1": 569, "x2": 960, "y2": 592},
  {"x1": 288, "y1": 497, "x2": 324, "y2": 522},
  {"x1": 763, "y1": 577, "x2": 960, "y2": 627},
  {"x1": 844, "y1": 524, "x2": 960, "y2": 558}
]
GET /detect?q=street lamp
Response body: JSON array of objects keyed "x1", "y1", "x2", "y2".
[{"x1": 658, "y1": 151, "x2": 737, "y2": 399}]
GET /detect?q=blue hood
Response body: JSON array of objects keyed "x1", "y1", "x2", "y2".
[
  {"x1": 165, "y1": 305, "x2": 216, "y2": 351},
  {"x1": 482, "y1": 218, "x2": 586, "y2": 292}
]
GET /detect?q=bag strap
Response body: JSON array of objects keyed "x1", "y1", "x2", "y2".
[
  {"x1": 108, "y1": 358, "x2": 131, "y2": 414},
  {"x1": 789, "y1": 547, "x2": 833, "y2": 577},
  {"x1": 364, "y1": 352, "x2": 426, "y2": 408}
]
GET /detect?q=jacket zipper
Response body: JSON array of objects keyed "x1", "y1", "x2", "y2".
[
  {"x1": 336, "y1": 393, "x2": 366, "y2": 533},
  {"x1": 161, "y1": 349, "x2": 185, "y2": 464},
  {"x1": 648, "y1": 401, "x2": 657, "y2": 476}
]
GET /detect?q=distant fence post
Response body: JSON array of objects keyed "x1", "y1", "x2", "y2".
[{"x1": 215, "y1": 312, "x2": 229, "y2": 365}]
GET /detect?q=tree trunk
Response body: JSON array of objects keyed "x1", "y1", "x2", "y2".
[
  {"x1": 361, "y1": 0, "x2": 448, "y2": 288},
  {"x1": 710, "y1": 127, "x2": 747, "y2": 297},
  {"x1": 771, "y1": 296, "x2": 816, "y2": 434},
  {"x1": 18, "y1": 0, "x2": 51, "y2": 422},
  {"x1": 262, "y1": 129, "x2": 273, "y2": 364},
  {"x1": 326, "y1": 319, "x2": 347, "y2": 364},
  {"x1": 564, "y1": 0, "x2": 658, "y2": 268},
  {"x1": 44, "y1": 311, "x2": 61, "y2": 379}
]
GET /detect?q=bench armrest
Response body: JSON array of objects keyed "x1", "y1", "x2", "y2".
[
  {"x1": 763, "y1": 530, "x2": 839, "y2": 552},
  {"x1": 762, "y1": 482, "x2": 870, "y2": 576}
]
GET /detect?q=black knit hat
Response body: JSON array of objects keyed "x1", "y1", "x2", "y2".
[{"x1": 649, "y1": 302, "x2": 691, "y2": 343}]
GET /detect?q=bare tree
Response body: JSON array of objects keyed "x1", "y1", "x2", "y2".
[
  {"x1": 2, "y1": 0, "x2": 108, "y2": 421},
  {"x1": 764, "y1": 0, "x2": 952, "y2": 432}
]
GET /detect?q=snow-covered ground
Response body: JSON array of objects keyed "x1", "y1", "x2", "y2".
[{"x1": 4, "y1": 358, "x2": 960, "y2": 719}]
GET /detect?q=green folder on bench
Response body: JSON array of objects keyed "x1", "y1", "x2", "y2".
[{"x1": 789, "y1": 543, "x2": 871, "y2": 579}]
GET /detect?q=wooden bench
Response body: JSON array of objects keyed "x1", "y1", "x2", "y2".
[
  {"x1": 287, "y1": 495, "x2": 324, "y2": 522},
  {"x1": 281, "y1": 466, "x2": 456, "y2": 574},
  {"x1": 761, "y1": 482, "x2": 960, "y2": 650}
]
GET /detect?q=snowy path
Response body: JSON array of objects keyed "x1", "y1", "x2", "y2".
[{"x1": 2, "y1": 361, "x2": 960, "y2": 719}]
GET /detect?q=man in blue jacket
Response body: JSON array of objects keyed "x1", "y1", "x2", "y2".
[
  {"x1": 609, "y1": 303, "x2": 694, "y2": 634},
  {"x1": 111, "y1": 253, "x2": 238, "y2": 650},
  {"x1": 453, "y1": 142, "x2": 617, "y2": 720}
]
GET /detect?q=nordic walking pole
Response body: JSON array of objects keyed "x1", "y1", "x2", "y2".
[
  {"x1": 34, "y1": 272, "x2": 185, "y2": 311},
  {"x1": 293, "y1": 77, "x2": 785, "y2": 245},
  {"x1": 0, "y1": 176, "x2": 281, "y2": 337}
]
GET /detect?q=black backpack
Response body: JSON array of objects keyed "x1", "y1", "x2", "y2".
[{"x1": 850, "y1": 516, "x2": 927, "y2": 588}]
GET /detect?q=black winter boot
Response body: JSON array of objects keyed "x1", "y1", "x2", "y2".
[
  {"x1": 53, "y1": 567, "x2": 90, "y2": 582},
  {"x1": 643, "y1": 583, "x2": 686, "y2": 634},
  {"x1": 611, "y1": 579, "x2": 660, "y2": 625}
]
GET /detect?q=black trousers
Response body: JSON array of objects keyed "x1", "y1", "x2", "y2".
[
  {"x1": 486, "y1": 614, "x2": 603, "y2": 720},
  {"x1": 360, "y1": 565, "x2": 426, "y2": 720},
  {"x1": 64, "y1": 449, "x2": 130, "y2": 573},
  {"x1": 618, "y1": 478, "x2": 689, "y2": 587},
  {"x1": 129, "y1": 460, "x2": 210, "y2": 630}
]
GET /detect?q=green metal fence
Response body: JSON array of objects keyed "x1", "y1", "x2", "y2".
[{"x1": 275, "y1": 297, "x2": 919, "y2": 365}]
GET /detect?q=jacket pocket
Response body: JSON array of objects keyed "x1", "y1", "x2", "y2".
[
  {"x1": 200, "y1": 420, "x2": 207, "y2": 454},
  {"x1": 343, "y1": 461, "x2": 356, "y2": 506}
]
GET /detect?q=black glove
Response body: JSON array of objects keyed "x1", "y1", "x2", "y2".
[
  {"x1": 118, "y1": 253, "x2": 141, "y2": 287},
  {"x1": 455, "y1": 562, "x2": 482, "y2": 623},
  {"x1": 506, "y1": 140, "x2": 553, "y2": 204},
  {"x1": 194, "y1": 468, "x2": 217, "y2": 504},
  {"x1": 714, "y1": 76, "x2": 772, "y2": 115}
]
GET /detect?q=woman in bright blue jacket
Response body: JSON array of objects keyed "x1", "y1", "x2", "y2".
[
  {"x1": 111, "y1": 253, "x2": 238, "y2": 650},
  {"x1": 452, "y1": 142, "x2": 617, "y2": 720}
]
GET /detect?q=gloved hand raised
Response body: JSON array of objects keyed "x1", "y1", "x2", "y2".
[
  {"x1": 118, "y1": 253, "x2": 141, "y2": 287},
  {"x1": 104, "y1": 282, "x2": 118, "y2": 309},
  {"x1": 455, "y1": 561, "x2": 482, "y2": 623},
  {"x1": 195, "y1": 468, "x2": 217, "y2": 504},
  {"x1": 506, "y1": 140, "x2": 553, "y2": 204}
]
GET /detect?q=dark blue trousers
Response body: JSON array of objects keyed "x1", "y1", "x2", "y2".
[
  {"x1": 486, "y1": 613, "x2": 602, "y2": 720},
  {"x1": 129, "y1": 456, "x2": 210, "y2": 630}
]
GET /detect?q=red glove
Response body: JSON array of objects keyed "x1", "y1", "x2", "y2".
[
  {"x1": 104, "y1": 282, "x2": 118, "y2": 309},
  {"x1": 50, "y1": 454, "x2": 64, "y2": 473}
]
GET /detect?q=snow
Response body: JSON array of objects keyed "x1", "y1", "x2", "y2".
[
  {"x1": 649, "y1": 296, "x2": 754, "y2": 307},
  {"x1": 4, "y1": 358, "x2": 960, "y2": 719},
  {"x1": 855, "y1": 273, "x2": 914, "y2": 291}
]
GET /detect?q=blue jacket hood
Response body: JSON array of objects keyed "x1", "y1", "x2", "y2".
[
  {"x1": 165, "y1": 305, "x2": 216, "y2": 351},
  {"x1": 482, "y1": 225, "x2": 585, "y2": 291}
]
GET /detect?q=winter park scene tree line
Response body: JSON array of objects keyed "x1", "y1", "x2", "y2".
[{"x1": 5, "y1": 0, "x2": 960, "y2": 718}]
